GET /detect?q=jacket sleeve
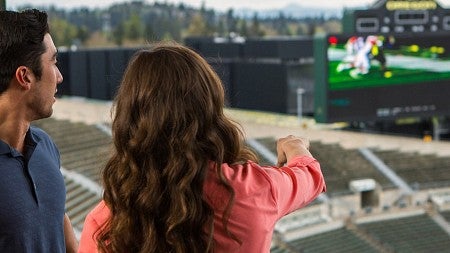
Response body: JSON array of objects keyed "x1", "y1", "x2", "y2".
[{"x1": 262, "y1": 155, "x2": 326, "y2": 217}]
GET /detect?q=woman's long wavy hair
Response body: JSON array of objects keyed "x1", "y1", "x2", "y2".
[{"x1": 98, "y1": 42, "x2": 257, "y2": 253}]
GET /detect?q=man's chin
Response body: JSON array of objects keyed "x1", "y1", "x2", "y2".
[{"x1": 33, "y1": 108, "x2": 53, "y2": 121}]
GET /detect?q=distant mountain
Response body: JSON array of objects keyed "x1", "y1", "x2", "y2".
[{"x1": 233, "y1": 3, "x2": 345, "y2": 19}]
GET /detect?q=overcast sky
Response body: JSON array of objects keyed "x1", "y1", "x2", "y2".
[{"x1": 10, "y1": 0, "x2": 450, "y2": 12}]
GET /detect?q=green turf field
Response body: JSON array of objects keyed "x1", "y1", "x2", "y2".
[
  {"x1": 328, "y1": 44, "x2": 450, "y2": 91},
  {"x1": 328, "y1": 61, "x2": 450, "y2": 90}
]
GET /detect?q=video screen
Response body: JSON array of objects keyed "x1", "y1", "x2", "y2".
[
  {"x1": 314, "y1": 32, "x2": 450, "y2": 123},
  {"x1": 327, "y1": 33, "x2": 450, "y2": 90}
]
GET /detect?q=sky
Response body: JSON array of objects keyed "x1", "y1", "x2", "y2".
[{"x1": 10, "y1": 0, "x2": 450, "y2": 12}]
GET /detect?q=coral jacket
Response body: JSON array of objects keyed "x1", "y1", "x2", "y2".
[{"x1": 78, "y1": 155, "x2": 326, "y2": 253}]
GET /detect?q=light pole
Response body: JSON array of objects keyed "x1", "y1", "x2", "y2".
[{"x1": 296, "y1": 88, "x2": 305, "y2": 123}]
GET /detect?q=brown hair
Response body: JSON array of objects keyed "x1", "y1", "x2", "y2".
[{"x1": 99, "y1": 42, "x2": 257, "y2": 252}]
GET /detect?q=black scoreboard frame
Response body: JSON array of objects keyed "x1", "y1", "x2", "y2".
[{"x1": 343, "y1": 0, "x2": 450, "y2": 34}]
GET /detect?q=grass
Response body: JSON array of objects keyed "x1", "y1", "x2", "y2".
[{"x1": 328, "y1": 61, "x2": 450, "y2": 90}]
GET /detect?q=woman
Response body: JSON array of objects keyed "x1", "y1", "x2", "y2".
[{"x1": 78, "y1": 42, "x2": 326, "y2": 253}]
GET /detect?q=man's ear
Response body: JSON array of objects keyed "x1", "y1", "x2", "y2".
[{"x1": 15, "y1": 66, "x2": 34, "y2": 90}]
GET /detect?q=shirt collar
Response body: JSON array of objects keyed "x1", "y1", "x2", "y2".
[
  {"x1": 0, "y1": 127, "x2": 37, "y2": 157},
  {"x1": 25, "y1": 126, "x2": 38, "y2": 147},
  {"x1": 0, "y1": 139, "x2": 11, "y2": 155}
]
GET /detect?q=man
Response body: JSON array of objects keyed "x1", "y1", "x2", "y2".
[{"x1": 0, "y1": 9, "x2": 78, "y2": 252}]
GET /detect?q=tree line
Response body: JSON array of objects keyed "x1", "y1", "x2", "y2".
[{"x1": 17, "y1": 0, "x2": 342, "y2": 48}]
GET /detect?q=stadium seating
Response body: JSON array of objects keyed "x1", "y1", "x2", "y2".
[
  {"x1": 441, "y1": 210, "x2": 450, "y2": 223},
  {"x1": 372, "y1": 149, "x2": 450, "y2": 189},
  {"x1": 269, "y1": 245, "x2": 291, "y2": 253},
  {"x1": 287, "y1": 228, "x2": 379, "y2": 253},
  {"x1": 64, "y1": 176, "x2": 101, "y2": 232},
  {"x1": 358, "y1": 214, "x2": 450, "y2": 252},
  {"x1": 248, "y1": 136, "x2": 277, "y2": 165}
]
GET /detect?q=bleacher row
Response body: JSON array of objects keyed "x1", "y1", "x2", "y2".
[
  {"x1": 32, "y1": 118, "x2": 450, "y2": 252},
  {"x1": 373, "y1": 150, "x2": 450, "y2": 190},
  {"x1": 273, "y1": 213, "x2": 450, "y2": 253}
]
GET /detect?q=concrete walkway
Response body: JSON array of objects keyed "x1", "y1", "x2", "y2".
[{"x1": 52, "y1": 96, "x2": 450, "y2": 157}]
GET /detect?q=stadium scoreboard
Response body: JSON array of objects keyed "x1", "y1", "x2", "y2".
[
  {"x1": 343, "y1": 0, "x2": 450, "y2": 34},
  {"x1": 315, "y1": 0, "x2": 450, "y2": 123}
]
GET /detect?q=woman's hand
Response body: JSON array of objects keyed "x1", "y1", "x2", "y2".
[{"x1": 276, "y1": 135, "x2": 312, "y2": 167}]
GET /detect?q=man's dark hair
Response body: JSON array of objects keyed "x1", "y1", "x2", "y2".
[{"x1": 0, "y1": 9, "x2": 49, "y2": 94}]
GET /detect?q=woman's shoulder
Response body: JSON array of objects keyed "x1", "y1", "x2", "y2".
[
  {"x1": 87, "y1": 200, "x2": 111, "y2": 226},
  {"x1": 211, "y1": 161, "x2": 275, "y2": 194}
]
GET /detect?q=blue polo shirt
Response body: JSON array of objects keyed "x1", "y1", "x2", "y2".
[{"x1": 0, "y1": 126, "x2": 66, "y2": 252}]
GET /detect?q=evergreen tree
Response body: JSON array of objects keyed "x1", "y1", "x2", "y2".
[
  {"x1": 239, "y1": 19, "x2": 248, "y2": 37},
  {"x1": 77, "y1": 25, "x2": 90, "y2": 44},
  {"x1": 187, "y1": 13, "x2": 209, "y2": 36},
  {"x1": 113, "y1": 22, "x2": 125, "y2": 46},
  {"x1": 30, "y1": 1, "x2": 343, "y2": 47},
  {"x1": 217, "y1": 19, "x2": 226, "y2": 37},
  {"x1": 125, "y1": 13, "x2": 143, "y2": 41},
  {"x1": 49, "y1": 17, "x2": 78, "y2": 46},
  {"x1": 249, "y1": 12, "x2": 264, "y2": 37},
  {"x1": 144, "y1": 23, "x2": 156, "y2": 41},
  {"x1": 226, "y1": 9, "x2": 237, "y2": 34}
]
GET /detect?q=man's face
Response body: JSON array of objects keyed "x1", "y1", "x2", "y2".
[{"x1": 28, "y1": 33, "x2": 63, "y2": 120}]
